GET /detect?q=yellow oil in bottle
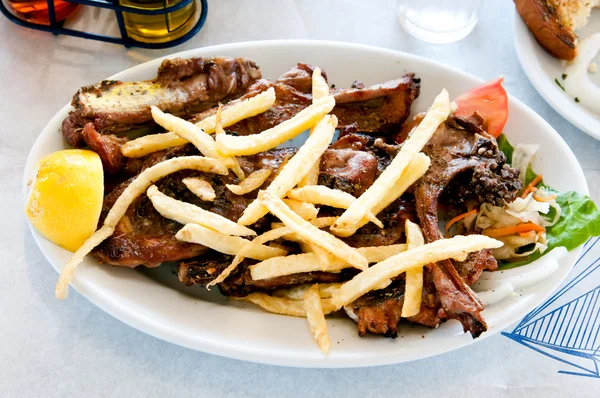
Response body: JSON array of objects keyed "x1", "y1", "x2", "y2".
[{"x1": 120, "y1": 0, "x2": 199, "y2": 44}]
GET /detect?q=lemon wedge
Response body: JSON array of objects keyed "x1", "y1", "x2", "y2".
[{"x1": 26, "y1": 149, "x2": 104, "y2": 252}]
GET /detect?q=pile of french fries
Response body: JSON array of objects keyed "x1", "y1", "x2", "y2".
[{"x1": 56, "y1": 69, "x2": 503, "y2": 354}]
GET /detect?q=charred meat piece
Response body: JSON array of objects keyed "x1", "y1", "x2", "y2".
[
  {"x1": 344, "y1": 269, "x2": 447, "y2": 337},
  {"x1": 345, "y1": 196, "x2": 417, "y2": 248},
  {"x1": 317, "y1": 132, "x2": 400, "y2": 198},
  {"x1": 218, "y1": 267, "x2": 348, "y2": 298},
  {"x1": 177, "y1": 253, "x2": 348, "y2": 297},
  {"x1": 332, "y1": 132, "x2": 400, "y2": 174},
  {"x1": 92, "y1": 145, "x2": 246, "y2": 267},
  {"x1": 82, "y1": 123, "x2": 126, "y2": 174},
  {"x1": 178, "y1": 252, "x2": 234, "y2": 286},
  {"x1": 191, "y1": 64, "x2": 420, "y2": 136},
  {"x1": 92, "y1": 146, "x2": 309, "y2": 267},
  {"x1": 455, "y1": 249, "x2": 498, "y2": 286},
  {"x1": 318, "y1": 149, "x2": 378, "y2": 197},
  {"x1": 413, "y1": 114, "x2": 521, "y2": 337},
  {"x1": 62, "y1": 57, "x2": 261, "y2": 147},
  {"x1": 331, "y1": 75, "x2": 420, "y2": 133}
]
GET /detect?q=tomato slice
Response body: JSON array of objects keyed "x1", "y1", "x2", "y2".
[{"x1": 454, "y1": 78, "x2": 508, "y2": 138}]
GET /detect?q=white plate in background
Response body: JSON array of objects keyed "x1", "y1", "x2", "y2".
[
  {"x1": 24, "y1": 40, "x2": 588, "y2": 367},
  {"x1": 513, "y1": 9, "x2": 600, "y2": 140}
]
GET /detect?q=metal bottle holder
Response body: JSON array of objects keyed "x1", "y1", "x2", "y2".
[{"x1": 0, "y1": 0, "x2": 208, "y2": 49}]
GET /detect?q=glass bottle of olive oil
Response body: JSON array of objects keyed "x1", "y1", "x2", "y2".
[{"x1": 120, "y1": 0, "x2": 199, "y2": 44}]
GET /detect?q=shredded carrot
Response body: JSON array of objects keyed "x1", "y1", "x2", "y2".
[
  {"x1": 444, "y1": 208, "x2": 478, "y2": 238},
  {"x1": 521, "y1": 174, "x2": 543, "y2": 198},
  {"x1": 484, "y1": 222, "x2": 545, "y2": 238},
  {"x1": 533, "y1": 193, "x2": 557, "y2": 202}
]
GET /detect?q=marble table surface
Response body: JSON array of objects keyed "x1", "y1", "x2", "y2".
[{"x1": 1, "y1": 1, "x2": 598, "y2": 397}]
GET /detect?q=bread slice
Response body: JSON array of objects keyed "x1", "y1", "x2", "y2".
[{"x1": 515, "y1": 0, "x2": 600, "y2": 60}]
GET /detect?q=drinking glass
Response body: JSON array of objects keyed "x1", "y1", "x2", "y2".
[{"x1": 397, "y1": 0, "x2": 486, "y2": 44}]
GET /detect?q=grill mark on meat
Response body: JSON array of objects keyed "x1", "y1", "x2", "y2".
[
  {"x1": 413, "y1": 114, "x2": 522, "y2": 337},
  {"x1": 62, "y1": 57, "x2": 261, "y2": 147}
]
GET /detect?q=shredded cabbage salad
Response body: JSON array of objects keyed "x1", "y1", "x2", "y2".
[{"x1": 447, "y1": 134, "x2": 600, "y2": 269}]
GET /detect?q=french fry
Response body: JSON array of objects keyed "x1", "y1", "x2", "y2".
[
  {"x1": 182, "y1": 177, "x2": 216, "y2": 201},
  {"x1": 331, "y1": 235, "x2": 502, "y2": 308},
  {"x1": 311, "y1": 67, "x2": 329, "y2": 100},
  {"x1": 356, "y1": 244, "x2": 407, "y2": 263},
  {"x1": 206, "y1": 227, "x2": 292, "y2": 288},
  {"x1": 296, "y1": 67, "x2": 329, "y2": 190},
  {"x1": 274, "y1": 283, "x2": 343, "y2": 300},
  {"x1": 241, "y1": 293, "x2": 337, "y2": 317},
  {"x1": 147, "y1": 185, "x2": 255, "y2": 236},
  {"x1": 54, "y1": 226, "x2": 114, "y2": 300},
  {"x1": 304, "y1": 285, "x2": 330, "y2": 354},
  {"x1": 105, "y1": 157, "x2": 227, "y2": 227},
  {"x1": 226, "y1": 169, "x2": 271, "y2": 195},
  {"x1": 287, "y1": 186, "x2": 383, "y2": 228},
  {"x1": 214, "y1": 104, "x2": 225, "y2": 136},
  {"x1": 208, "y1": 217, "x2": 339, "y2": 288},
  {"x1": 176, "y1": 224, "x2": 286, "y2": 260},
  {"x1": 250, "y1": 243, "x2": 407, "y2": 280},
  {"x1": 250, "y1": 253, "x2": 342, "y2": 280},
  {"x1": 308, "y1": 242, "x2": 333, "y2": 267},
  {"x1": 121, "y1": 88, "x2": 276, "y2": 157},
  {"x1": 297, "y1": 165, "x2": 319, "y2": 187},
  {"x1": 288, "y1": 185, "x2": 353, "y2": 207},
  {"x1": 331, "y1": 90, "x2": 449, "y2": 237},
  {"x1": 237, "y1": 115, "x2": 338, "y2": 225},
  {"x1": 215, "y1": 96, "x2": 335, "y2": 156},
  {"x1": 401, "y1": 220, "x2": 425, "y2": 317},
  {"x1": 353, "y1": 153, "x2": 430, "y2": 230},
  {"x1": 270, "y1": 216, "x2": 338, "y2": 230},
  {"x1": 258, "y1": 191, "x2": 368, "y2": 270},
  {"x1": 150, "y1": 106, "x2": 244, "y2": 179},
  {"x1": 55, "y1": 156, "x2": 227, "y2": 299},
  {"x1": 283, "y1": 199, "x2": 319, "y2": 221}
]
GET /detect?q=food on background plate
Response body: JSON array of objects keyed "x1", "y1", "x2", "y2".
[
  {"x1": 26, "y1": 56, "x2": 600, "y2": 353},
  {"x1": 514, "y1": 0, "x2": 600, "y2": 60},
  {"x1": 515, "y1": 1, "x2": 600, "y2": 114}
]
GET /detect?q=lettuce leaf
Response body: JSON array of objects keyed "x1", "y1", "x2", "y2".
[{"x1": 496, "y1": 134, "x2": 600, "y2": 269}]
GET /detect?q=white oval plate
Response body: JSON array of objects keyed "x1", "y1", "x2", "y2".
[
  {"x1": 513, "y1": 9, "x2": 600, "y2": 140},
  {"x1": 24, "y1": 40, "x2": 588, "y2": 368}
]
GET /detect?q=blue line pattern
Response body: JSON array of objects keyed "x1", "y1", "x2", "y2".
[{"x1": 503, "y1": 237, "x2": 600, "y2": 378}]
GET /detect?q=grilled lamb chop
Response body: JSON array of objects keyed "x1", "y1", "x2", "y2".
[
  {"x1": 62, "y1": 57, "x2": 262, "y2": 147},
  {"x1": 413, "y1": 113, "x2": 521, "y2": 337},
  {"x1": 179, "y1": 195, "x2": 414, "y2": 296},
  {"x1": 190, "y1": 63, "x2": 420, "y2": 136},
  {"x1": 92, "y1": 137, "x2": 387, "y2": 268}
]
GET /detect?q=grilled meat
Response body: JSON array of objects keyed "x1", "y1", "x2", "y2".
[
  {"x1": 62, "y1": 57, "x2": 262, "y2": 147},
  {"x1": 218, "y1": 267, "x2": 348, "y2": 298},
  {"x1": 413, "y1": 113, "x2": 521, "y2": 337},
  {"x1": 178, "y1": 251, "x2": 350, "y2": 297},
  {"x1": 344, "y1": 268, "x2": 446, "y2": 337},
  {"x1": 191, "y1": 64, "x2": 420, "y2": 136},
  {"x1": 82, "y1": 123, "x2": 126, "y2": 174}
]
